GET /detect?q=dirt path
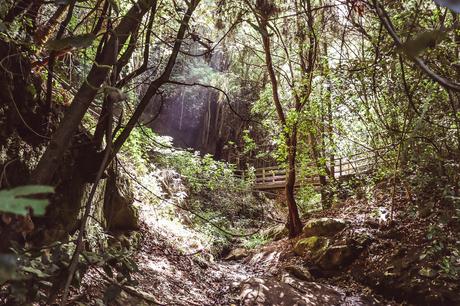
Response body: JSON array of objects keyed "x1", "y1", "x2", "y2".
[
  {"x1": 123, "y1": 202, "x2": 256, "y2": 305},
  {"x1": 105, "y1": 203, "x2": 388, "y2": 306}
]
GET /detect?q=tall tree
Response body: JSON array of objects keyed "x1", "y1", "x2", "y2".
[{"x1": 247, "y1": 0, "x2": 306, "y2": 237}]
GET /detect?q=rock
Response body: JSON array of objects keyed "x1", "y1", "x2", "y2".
[
  {"x1": 262, "y1": 224, "x2": 288, "y2": 241},
  {"x1": 239, "y1": 277, "x2": 345, "y2": 306},
  {"x1": 284, "y1": 264, "x2": 313, "y2": 281},
  {"x1": 104, "y1": 170, "x2": 139, "y2": 231},
  {"x1": 302, "y1": 218, "x2": 348, "y2": 238},
  {"x1": 293, "y1": 236, "x2": 330, "y2": 258},
  {"x1": 350, "y1": 244, "x2": 460, "y2": 305},
  {"x1": 224, "y1": 248, "x2": 249, "y2": 261},
  {"x1": 317, "y1": 244, "x2": 358, "y2": 270}
]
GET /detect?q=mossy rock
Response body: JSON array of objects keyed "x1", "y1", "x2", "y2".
[
  {"x1": 284, "y1": 264, "x2": 313, "y2": 281},
  {"x1": 104, "y1": 169, "x2": 139, "y2": 231},
  {"x1": 301, "y1": 218, "x2": 348, "y2": 238},
  {"x1": 293, "y1": 236, "x2": 330, "y2": 258},
  {"x1": 262, "y1": 224, "x2": 288, "y2": 240}
]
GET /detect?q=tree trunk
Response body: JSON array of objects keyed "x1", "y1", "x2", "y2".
[
  {"x1": 34, "y1": 5, "x2": 68, "y2": 46},
  {"x1": 254, "y1": 11, "x2": 302, "y2": 238},
  {"x1": 30, "y1": 0, "x2": 155, "y2": 184},
  {"x1": 285, "y1": 129, "x2": 302, "y2": 237}
]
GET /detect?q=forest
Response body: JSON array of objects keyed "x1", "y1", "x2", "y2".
[{"x1": 0, "y1": 0, "x2": 459, "y2": 305}]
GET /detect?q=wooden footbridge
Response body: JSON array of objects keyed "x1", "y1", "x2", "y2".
[{"x1": 237, "y1": 151, "x2": 379, "y2": 191}]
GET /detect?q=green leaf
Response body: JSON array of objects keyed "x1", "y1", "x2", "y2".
[
  {"x1": 10, "y1": 185, "x2": 54, "y2": 196},
  {"x1": 21, "y1": 266, "x2": 50, "y2": 278},
  {"x1": 46, "y1": 33, "x2": 96, "y2": 51},
  {"x1": 399, "y1": 30, "x2": 447, "y2": 57},
  {"x1": 0, "y1": 185, "x2": 54, "y2": 216}
]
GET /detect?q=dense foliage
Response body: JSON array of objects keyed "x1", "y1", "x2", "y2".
[{"x1": 1, "y1": 0, "x2": 460, "y2": 304}]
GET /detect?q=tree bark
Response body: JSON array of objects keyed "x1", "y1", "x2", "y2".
[
  {"x1": 285, "y1": 127, "x2": 303, "y2": 237},
  {"x1": 34, "y1": 5, "x2": 68, "y2": 46}
]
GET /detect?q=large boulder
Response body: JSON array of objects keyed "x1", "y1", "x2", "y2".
[
  {"x1": 317, "y1": 244, "x2": 359, "y2": 270},
  {"x1": 293, "y1": 236, "x2": 330, "y2": 258},
  {"x1": 301, "y1": 218, "x2": 348, "y2": 238}
]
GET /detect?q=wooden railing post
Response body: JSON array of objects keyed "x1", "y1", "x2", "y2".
[
  {"x1": 339, "y1": 158, "x2": 342, "y2": 177},
  {"x1": 262, "y1": 168, "x2": 266, "y2": 183}
]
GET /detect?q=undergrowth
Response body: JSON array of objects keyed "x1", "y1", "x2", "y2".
[{"x1": 120, "y1": 128, "x2": 273, "y2": 255}]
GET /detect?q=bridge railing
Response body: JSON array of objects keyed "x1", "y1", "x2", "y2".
[
  {"x1": 332, "y1": 152, "x2": 378, "y2": 178},
  {"x1": 236, "y1": 149, "x2": 383, "y2": 190}
]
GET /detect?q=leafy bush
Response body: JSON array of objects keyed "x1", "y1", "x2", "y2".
[
  {"x1": 0, "y1": 237, "x2": 139, "y2": 304},
  {"x1": 151, "y1": 145, "x2": 268, "y2": 255},
  {"x1": 154, "y1": 147, "x2": 251, "y2": 194},
  {"x1": 119, "y1": 127, "x2": 159, "y2": 174},
  {"x1": 242, "y1": 233, "x2": 270, "y2": 249},
  {"x1": 296, "y1": 186, "x2": 321, "y2": 214}
]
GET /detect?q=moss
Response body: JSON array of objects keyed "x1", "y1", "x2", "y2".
[
  {"x1": 301, "y1": 218, "x2": 348, "y2": 238},
  {"x1": 294, "y1": 236, "x2": 330, "y2": 258}
]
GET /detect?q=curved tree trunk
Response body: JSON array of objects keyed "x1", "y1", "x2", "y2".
[
  {"x1": 30, "y1": 0, "x2": 155, "y2": 184},
  {"x1": 111, "y1": 0, "x2": 201, "y2": 156},
  {"x1": 253, "y1": 9, "x2": 303, "y2": 238}
]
